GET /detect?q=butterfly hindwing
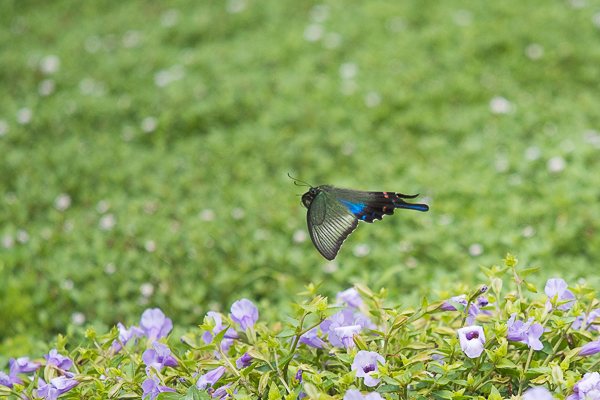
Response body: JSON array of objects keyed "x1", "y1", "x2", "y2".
[
  {"x1": 307, "y1": 190, "x2": 358, "y2": 260},
  {"x1": 326, "y1": 187, "x2": 429, "y2": 223}
]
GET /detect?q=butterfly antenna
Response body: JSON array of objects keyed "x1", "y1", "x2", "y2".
[{"x1": 287, "y1": 172, "x2": 312, "y2": 187}]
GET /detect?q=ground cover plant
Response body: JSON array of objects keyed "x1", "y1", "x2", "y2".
[
  {"x1": 2, "y1": 255, "x2": 600, "y2": 399},
  {"x1": 1, "y1": 0, "x2": 600, "y2": 383}
]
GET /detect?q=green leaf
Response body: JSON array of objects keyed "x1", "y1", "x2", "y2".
[
  {"x1": 268, "y1": 384, "x2": 281, "y2": 400},
  {"x1": 184, "y1": 386, "x2": 210, "y2": 400},
  {"x1": 520, "y1": 266, "x2": 540, "y2": 277},
  {"x1": 157, "y1": 393, "x2": 185, "y2": 400},
  {"x1": 487, "y1": 385, "x2": 502, "y2": 400}
]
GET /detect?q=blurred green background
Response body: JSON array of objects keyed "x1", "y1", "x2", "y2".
[{"x1": 1, "y1": 0, "x2": 600, "y2": 355}]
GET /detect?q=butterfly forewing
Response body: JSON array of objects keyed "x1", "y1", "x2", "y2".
[{"x1": 307, "y1": 190, "x2": 358, "y2": 260}]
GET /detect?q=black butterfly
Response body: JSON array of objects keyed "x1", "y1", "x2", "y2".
[{"x1": 291, "y1": 176, "x2": 429, "y2": 260}]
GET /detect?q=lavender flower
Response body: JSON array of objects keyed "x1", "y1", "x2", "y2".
[
  {"x1": 441, "y1": 295, "x2": 467, "y2": 311},
  {"x1": 202, "y1": 312, "x2": 239, "y2": 345},
  {"x1": 295, "y1": 369, "x2": 303, "y2": 383},
  {"x1": 142, "y1": 376, "x2": 176, "y2": 400},
  {"x1": 142, "y1": 342, "x2": 178, "y2": 372},
  {"x1": 579, "y1": 340, "x2": 600, "y2": 357},
  {"x1": 507, "y1": 314, "x2": 544, "y2": 350},
  {"x1": 457, "y1": 326, "x2": 486, "y2": 358},
  {"x1": 9, "y1": 357, "x2": 41, "y2": 374},
  {"x1": 37, "y1": 376, "x2": 79, "y2": 400},
  {"x1": 0, "y1": 371, "x2": 20, "y2": 388},
  {"x1": 299, "y1": 328, "x2": 327, "y2": 349},
  {"x1": 440, "y1": 295, "x2": 480, "y2": 324},
  {"x1": 197, "y1": 366, "x2": 226, "y2": 390},
  {"x1": 230, "y1": 299, "x2": 259, "y2": 330},
  {"x1": 567, "y1": 372, "x2": 600, "y2": 400},
  {"x1": 140, "y1": 308, "x2": 173, "y2": 340},
  {"x1": 235, "y1": 353, "x2": 252, "y2": 369},
  {"x1": 337, "y1": 288, "x2": 363, "y2": 308},
  {"x1": 211, "y1": 383, "x2": 233, "y2": 399},
  {"x1": 112, "y1": 323, "x2": 144, "y2": 352},
  {"x1": 351, "y1": 351, "x2": 385, "y2": 387},
  {"x1": 45, "y1": 349, "x2": 73, "y2": 371},
  {"x1": 334, "y1": 325, "x2": 362, "y2": 349},
  {"x1": 321, "y1": 308, "x2": 374, "y2": 348},
  {"x1": 523, "y1": 387, "x2": 554, "y2": 400},
  {"x1": 343, "y1": 389, "x2": 384, "y2": 400},
  {"x1": 573, "y1": 309, "x2": 600, "y2": 331},
  {"x1": 545, "y1": 278, "x2": 575, "y2": 311}
]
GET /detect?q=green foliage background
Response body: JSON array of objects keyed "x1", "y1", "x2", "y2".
[{"x1": 1, "y1": 0, "x2": 600, "y2": 355}]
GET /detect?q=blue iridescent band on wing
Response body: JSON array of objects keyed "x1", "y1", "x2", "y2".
[{"x1": 339, "y1": 200, "x2": 366, "y2": 215}]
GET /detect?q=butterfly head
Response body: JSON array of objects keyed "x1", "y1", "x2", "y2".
[{"x1": 301, "y1": 187, "x2": 320, "y2": 209}]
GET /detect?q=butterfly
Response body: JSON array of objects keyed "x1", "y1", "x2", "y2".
[{"x1": 290, "y1": 175, "x2": 429, "y2": 260}]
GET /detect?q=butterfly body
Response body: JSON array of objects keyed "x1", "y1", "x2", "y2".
[{"x1": 301, "y1": 185, "x2": 429, "y2": 260}]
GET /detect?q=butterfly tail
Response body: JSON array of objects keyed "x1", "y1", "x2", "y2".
[{"x1": 394, "y1": 200, "x2": 429, "y2": 212}]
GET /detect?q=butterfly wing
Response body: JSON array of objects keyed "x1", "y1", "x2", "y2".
[
  {"x1": 307, "y1": 190, "x2": 358, "y2": 260},
  {"x1": 328, "y1": 186, "x2": 429, "y2": 223}
]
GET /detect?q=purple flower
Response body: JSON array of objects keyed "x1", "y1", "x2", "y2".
[
  {"x1": 295, "y1": 369, "x2": 303, "y2": 383},
  {"x1": 431, "y1": 353, "x2": 446, "y2": 365},
  {"x1": 334, "y1": 325, "x2": 362, "y2": 349},
  {"x1": 567, "y1": 372, "x2": 600, "y2": 400},
  {"x1": 37, "y1": 376, "x2": 79, "y2": 400},
  {"x1": 211, "y1": 383, "x2": 233, "y2": 399},
  {"x1": 507, "y1": 314, "x2": 544, "y2": 350},
  {"x1": 321, "y1": 309, "x2": 374, "y2": 348},
  {"x1": 299, "y1": 328, "x2": 327, "y2": 349},
  {"x1": 440, "y1": 295, "x2": 480, "y2": 324},
  {"x1": 343, "y1": 389, "x2": 384, "y2": 400},
  {"x1": 351, "y1": 350, "x2": 385, "y2": 387},
  {"x1": 112, "y1": 323, "x2": 145, "y2": 352},
  {"x1": 9, "y1": 357, "x2": 41, "y2": 374},
  {"x1": 202, "y1": 312, "x2": 239, "y2": 345},
  {"x1": 142, "y1": 342, "x2": 178, "y2": 372},
  {"x1": 545, "y1": 278, "x2": 575, "y2": 311},
  {"x1": 197, "y1": 366, "x2": 226, "y2": 390},
  {"x1": 0, "y1": 371, "x2": 21, "y2": 388},
  {"x1": 441, "y1": 295, "x2": 467, "y2": 311},
  {"x1": 142, "y1": 375, "x2": 176, "y2": 400},
  {"x1": 235, "y1": 353, "x2": 252, "y2": 369},
  {"x1": 337, "y1": 288, "x2": 363, "y2": 308},
  {"x1": 45, "y1": 349, "x2": 73, "y2": 371},
  {"x1": 523, "y1": 387, "x2": 554, "y2": 400},
  {"x1": 457, "y1": 326, "x2": 486, "y2": 358},
  {"x1": 230, "y1": 299, "x2": 259, "y2": 330},
  {"x1": 573, "y1": 309, "x2": 600, "y2": 331},
  {"x1": 140, "y1": 308, "x2": 173, "y2": 341},
  {"x1": 579, "y1": 340, "x2": 600, "y2": 357}
]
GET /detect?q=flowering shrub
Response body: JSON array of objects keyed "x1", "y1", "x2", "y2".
[{"x1": 1, "y1": 255, "x2": 599, "y2": 399}]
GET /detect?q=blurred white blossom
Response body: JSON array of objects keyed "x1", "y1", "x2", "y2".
[
  {"x1": 489, "y1": 96, "x2": 512, "y2": 114},
  {"x1": 71, "y1": 312, "x2": 86, "y2": 326},
  {"x1": 469, "y1": 243, "x2": 483, "y2": 257},
  {"x1": 353, "y1": 243, "x2": 370, "y2": 257},
  {"x1": 99, "y1": 214, "x2": 116, "y2": 230},
  {"x1": 293, "y1": 229, "x2": 307, "y2": 243},
  {"x1": 141, "y1": 117, "x2": 158, "y2": 133},
  {"x1": 226, "y1": 0, "x2": 246, "y2": 13},
  {"x1": 525, "y1": 43, "x2": 544, "y2": 60},
  {"x1": 40, "y1": 55, "x2": 60, "y2": 74},
  {"x1": 304, "y1": 24, "x2": 323, "y2": 42},
  {"x1": 38, "y1": 79, "x2": 56, "y2": 96},
  {"x1": 547, "y1": 156, "x2": 566, "y2": 173},
  {"x1": 0, "y1": 119, "x2": 8, "y2": 136},
  {"x1": 16, "y1": 108, "x2": 32, "y2": 124},
  {"x1": 140, "y1": 282, "x2": 154, "y2": 297},
  {"x1": 54, "y1": 193, "x2": 72, "y2": 211},
  {"x1": 161, "y1": 9, "x2": 180, "y2": 27}
]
